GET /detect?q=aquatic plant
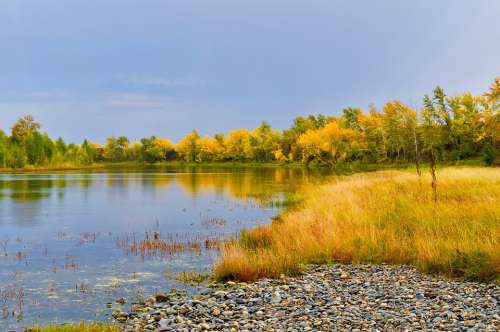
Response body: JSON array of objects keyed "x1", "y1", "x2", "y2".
[
  {"x1": 117, "y1": 228, "x2": 222, "y2": 258},
  {"x1": 175, "y1": 269, "x2": 211, "y2": 285}
]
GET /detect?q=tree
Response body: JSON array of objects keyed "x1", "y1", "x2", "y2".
[
  {"x1": 175, "y1": 130, "x2": 201, "y2": 162},
  {"x1": 25, "y1": 132, "x2": 46, "y2": 165},
  {"x1": 342, "y1": 107, "x2": 362, "y2": 131},
  {"x1": 297, "y1": 122, "x2": 361, "y2": 164},
  {"x1": 77, "y1": 139, "x2": 96, "y2": 165},
  {"x1": 382, "y1": 101, "x2": 417, "y2": 161},
  {"x1": 103, "y1": 136, "x2": 129, "y2": 161},
  {"x1": 358, "y1": 106, "x2": 387, "y2": 162},
  {"x1": 224, "y1": 129, "x2": 254, "y2": 161},
  {"x1": 252, "y1": 122, "x2": 281, "y2": 162},
  {"x1": 198, "y1": 136, "x2": 224, "y2": 162},
  {"x1": 484, "y1": 77, "x2": 500, "y2": 110},
  {"x1": 483, "y1": 142, "x2": 494, "y2": 166},
  {"x1": 0, "y1": 130, "x2": 6, "y2": 168},
  {"x1": 447, "y1": 93, "x2": 487, "y2": 159},
  {"x1": 11, "y1": 115, "x2": 41, "y2": 141}
]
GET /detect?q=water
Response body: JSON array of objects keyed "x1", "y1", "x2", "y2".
[{"x1": 0, "y1": 165, "x2": 332, "y2": 330}]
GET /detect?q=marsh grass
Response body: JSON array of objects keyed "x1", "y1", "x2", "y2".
[
  {"x1": 25, "y1": 322, "x2": 120, "y2": 332},
  {"x1": 117, "y1": 230, "x2": 222, "y2": 258},
  {"x1": 176, "y1": 269, "x2": 211, "y2": 284},
  {"x1": 214, "y1": 167, "x2": 500, "y2": 282}
]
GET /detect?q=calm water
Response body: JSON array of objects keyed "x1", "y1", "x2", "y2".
[{"x1": 0, "y1": 165, "x2": 332, "y2": 330}]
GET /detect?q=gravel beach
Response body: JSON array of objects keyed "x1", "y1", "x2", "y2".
[{"x1": 116, "y1": 264, "x2": 499, "y2": 331}]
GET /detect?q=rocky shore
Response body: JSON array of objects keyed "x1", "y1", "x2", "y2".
[{"x1": 116, "y1": 264, "x2": 499, "y2": 331}]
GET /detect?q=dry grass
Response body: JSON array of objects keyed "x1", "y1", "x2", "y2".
[
  {"x1": 25, "y1": 322, "x2": 120, "y2": 332},
  {"x1": 214, "y1": 167, "x2": 500, "y2": 282}
]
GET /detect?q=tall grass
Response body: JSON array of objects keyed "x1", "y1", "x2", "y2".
[
  {"x1": 25, "y1": 322, "x2": 120, "y2": 332},
  {"x1": 214, "y1": 167, "x2": 500, "y2": 282}
]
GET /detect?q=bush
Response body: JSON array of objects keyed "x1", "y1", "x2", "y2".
[{"x1": 483, "y1": 142, "x2": 495, "y2": 166}]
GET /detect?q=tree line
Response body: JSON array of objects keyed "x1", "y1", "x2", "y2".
[{"x1": 1, "y1": 77, "x2": 498, "y2": 169}]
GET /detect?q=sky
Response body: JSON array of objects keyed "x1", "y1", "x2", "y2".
[{"x1": 1, "y1": 0, "x2": 499, "y2": 143}]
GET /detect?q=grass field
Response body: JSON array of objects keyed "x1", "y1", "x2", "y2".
[{"x1": 214, "y1": 167, "x2": 500, "y2": 282}]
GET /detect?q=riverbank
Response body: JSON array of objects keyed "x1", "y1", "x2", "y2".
[
  {"x1": 215, "y1": 166, "x2": 500, "y2": 282},
  {"x1": 1, "y1": 157, "x2": 487, "y2": 174},
  {"x1": 117, "y1": 264, "x2": 499, "y2": 331},
  {"x1": 0, "y1": 163, "x2": 104, "y2": 173}
]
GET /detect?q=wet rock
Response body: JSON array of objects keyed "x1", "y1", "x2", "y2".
[
  {"x1": 116, "y1": 297, "x2": 127, "y2": 305},
  {"x1": 154, "y1": 293, "x2": 169, "y2": 303}
]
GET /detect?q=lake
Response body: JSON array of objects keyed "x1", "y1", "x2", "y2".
[{"x1": 0, "y1": 165, "x2": 333, "y2": 330}]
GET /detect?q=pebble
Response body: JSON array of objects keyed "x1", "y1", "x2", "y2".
[{"x1": 117, "y1": 264, "x2": 500, "y2": 331}]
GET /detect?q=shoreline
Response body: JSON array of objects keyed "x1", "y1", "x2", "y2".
[
  {"x1": 0, "y1": 164, "x2": 105, "y2": 173},
  {"x1": 0, "y1": 158, "x2": 487, "y2": 175},
  {"x1": 116, "y1": 264, "x2": 500, "y2": 331}
]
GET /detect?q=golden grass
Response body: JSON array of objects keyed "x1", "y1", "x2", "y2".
[
  {"x1": 25, "y1": 322, "x2": 120, "y2": 332},
  {"x1": 214, "y1": 167, "x2": 500, "y2": 282}
]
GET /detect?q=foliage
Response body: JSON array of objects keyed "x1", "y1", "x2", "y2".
[
  {"x1": 483, "y1": 142, "x2": 495, "y2": 166},
  {"x1": 214, "y1": 167, "x2": 500, "y2": 282},
  {"x1": 1, "y1": 77, "x2": 499, "y2": 170}
]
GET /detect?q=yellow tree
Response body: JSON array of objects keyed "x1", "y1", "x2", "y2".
[
  {"x1": 198, "y1": 136, "x2": 225, "y2": 162},
  {"x1": 224, "y1": 129, "x2": 254, "y2": 161},
  {"x1": 297, "y1": 122, "x2": 361, "y2": 164},
  {"x1": 175, "y1": 130, "x2": 201, "y2": 162},
  {"x1": 155, "y1": 138, "x2": 175, "y2": 160}
]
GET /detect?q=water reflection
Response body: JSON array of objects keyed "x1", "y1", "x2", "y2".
[
  {"x1": 0, "y1": 166, "x2": 329, "y2": 205},
  {"x1": 0, "y1": 166, "x2": 333, "y2": 330}
]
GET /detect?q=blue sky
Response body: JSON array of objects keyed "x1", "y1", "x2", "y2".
[{"x1": 1, "y1": 0, "x2": 499, "y2": 143}]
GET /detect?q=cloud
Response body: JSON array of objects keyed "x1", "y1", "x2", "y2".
[
  {"x1": 125, "y1": 77, "x2": 205, "y2": 88},
  {"x1": 106, "y1": 93, "x2": 163, "y2": 109},
  {"x1": 0, "y1": 89, "x2": 69, "y2": 102}
]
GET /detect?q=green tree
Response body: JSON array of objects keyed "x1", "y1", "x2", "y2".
[
  {"x1": 483, "y1": 142, "x2": 495, "y2": 166},
  {"x1": 77, "y1": 139, "x2": 96, "y2": 165},
  {"x1": 0, "y1": 130, "x2": 6, "y2": 168},
  {"x1": 342, "y1": 107, "x2": 362, "y2": 131}
]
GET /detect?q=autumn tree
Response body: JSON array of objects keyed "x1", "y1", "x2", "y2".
[
  {"x1": 224, "y1": 129, "x2": 254, "y2": 161},
  {"x1": 176, "y1": 130, "x2": 201, "y2": 162},
  {"x1": 103, "y1": 136, "x2": 129, "y2": 161},
  {"x1": 11, "y1": 115, "x2": 41, "y2": 141}
]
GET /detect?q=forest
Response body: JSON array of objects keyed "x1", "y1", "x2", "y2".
[{"x1": 1, "y1": 77, "x2": 498, "y2": 170}]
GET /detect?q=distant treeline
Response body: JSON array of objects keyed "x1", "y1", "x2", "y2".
[{"x1": 1, "y1": 78, "x2": 498, "y2": 169}]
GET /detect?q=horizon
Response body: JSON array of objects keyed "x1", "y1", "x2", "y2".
[{"x1": 1, "y1": 0, "x2": 499, "y2": 143}]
